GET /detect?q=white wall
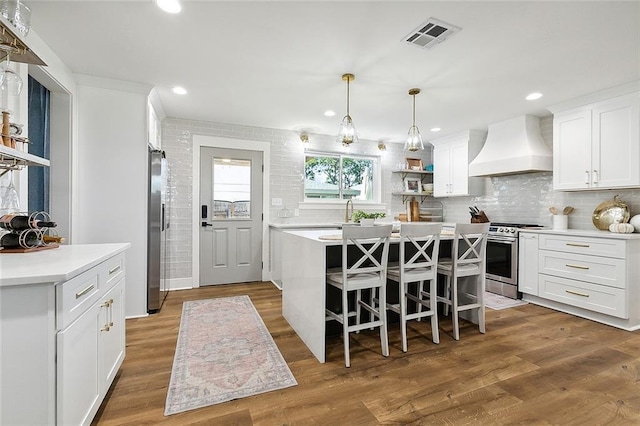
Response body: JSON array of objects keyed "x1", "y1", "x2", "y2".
[{"x1": 76, "y1": 80, "x2": 151, "y2": 317}]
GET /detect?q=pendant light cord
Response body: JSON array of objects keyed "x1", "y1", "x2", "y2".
[{"x1": 346, "y1": 78, "x2": 350, "y2": 117}]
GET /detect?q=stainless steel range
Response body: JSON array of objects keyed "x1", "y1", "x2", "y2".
[{"x1": 486, "y1": 222, "x2": 542, "y2": 299}]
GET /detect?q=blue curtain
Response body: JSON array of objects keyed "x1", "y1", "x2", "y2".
[{"x1": 28, "y1": 76, "x2": 50, "y2": 213}]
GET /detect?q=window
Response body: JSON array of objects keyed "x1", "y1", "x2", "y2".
[
  {"x1": 212, "y1": 158, "x2": 251, "y2": 219},
  {"x1": 304, "y1": 151, "x2": 379, "y2": 202}
]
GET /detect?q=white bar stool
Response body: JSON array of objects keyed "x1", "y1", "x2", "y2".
[
  {"x1": 386, "y1": 222, "x2": 442, "y2": 352},
  {"x1": 325, "y1": 224, "x2": 392, "y2": 367},
  {"x1": 437, "y1": 222, "x2": 489, "y2": 340}
]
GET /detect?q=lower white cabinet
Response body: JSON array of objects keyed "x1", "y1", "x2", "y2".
[
  {"x1": 0, "y1": 246, "x2": 127, "y2": 426},
  {"x1": 518, "y1": 232, "x2": 539, "y2": 295},
  {"x1": 519, "y1": 230, "x2": 640, "y2": 330},
  {"x1": 57, "y1": 277, "x2": 125, "y2": 425}
]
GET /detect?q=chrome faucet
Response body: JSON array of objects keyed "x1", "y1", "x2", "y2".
[{"x1": 345, "y1": 199, "x2": 354, "y2": 223}]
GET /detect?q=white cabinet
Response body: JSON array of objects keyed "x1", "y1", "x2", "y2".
[
  {"x1": 520, "y1": 230, "x2": 640, "y2": 331},
  {"x1": 57, "y1": 254, "x2": 126, "y2": 426},
  {"x1": 430, "y1": 130, "x2": 486, "y2": 197},
  {"x1": 518, "y1": 232, "x2": 539, "y2": 295},
  {"x1": 0, "y1": 246, "x2": 127, "y2": 426},
  {"x1": 552, "y1": 92, "x2": 640, "y2": 190}
]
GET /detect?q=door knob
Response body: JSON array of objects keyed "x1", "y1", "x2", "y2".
[{"x1": 201, "y1": 221, "x2": 213, "y2": 227}]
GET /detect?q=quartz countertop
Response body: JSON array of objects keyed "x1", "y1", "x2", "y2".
[
  {"x1": 269, "y1": 222, "x2": 343, "y2": 229},
  {"x1": 519, "y1": 228, "x2": 640, "y2": 240},
  {"x1": 0, "y1": 243, "x2": 131, "y2": 287}
]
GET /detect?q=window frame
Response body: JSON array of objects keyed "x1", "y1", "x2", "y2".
[{"x1": 302, "y1": 150, "x2": 382, "y2": 205}]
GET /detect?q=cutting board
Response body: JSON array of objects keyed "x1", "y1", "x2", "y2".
[{"x1": 0, "y1": 243, "x2": 59, "y2": 253}]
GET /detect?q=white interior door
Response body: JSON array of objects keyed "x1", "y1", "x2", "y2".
[{"x1": 199, "y1": 147, "x2": 263, "y2": 285}]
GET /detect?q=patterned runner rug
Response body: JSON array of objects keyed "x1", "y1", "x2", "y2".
[
  {"x1": 484, "y1": 291, "x2": 529, "y2": 310},
  {"x1": 165, "y1": 295, "x2": 297, "y2": 415}
]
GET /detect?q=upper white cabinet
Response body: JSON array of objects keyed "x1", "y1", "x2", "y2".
[
  {"x1": 551, "y1": 91, "x2": 640, "y2": 191},
  {"x1": 430, "y1": 130, "x2": 486, "y2": 197}
]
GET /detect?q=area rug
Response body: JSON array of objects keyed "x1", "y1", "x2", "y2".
[
  {"x1": 484, "y1": 291, "x2": 529, "y2": 310},
  {"x1": 164, "y1": 295, "x2": 297, "y2": 415}
]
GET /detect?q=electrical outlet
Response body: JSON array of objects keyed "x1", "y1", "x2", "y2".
[
  {"x1": 271, "y1": 198, "x2": 282, "y2": 206},
  {"x1": 294, "y1": 209, "x2": 299, "y2": 216}
]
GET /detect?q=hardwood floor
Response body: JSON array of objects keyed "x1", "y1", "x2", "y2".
[{"x1": 93, "y1": 282, "x2": 640, "y2": 425}]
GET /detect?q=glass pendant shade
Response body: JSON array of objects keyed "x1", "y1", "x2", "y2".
[
  {"x1": 337, "y1": 73, "x2": 358, "y2": 146},
  {"x1": 404, "y1": 88, "x2": 424, "y2": 152},
  {"x1": 405, "y1": 125, "x2": 424, "y2": 152},
  {"x1": 337, "y1": 114, "x2": 358, "y2": 146}
]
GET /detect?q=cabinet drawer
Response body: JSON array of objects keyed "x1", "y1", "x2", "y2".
[
  {"x1": 57, "y1": 253, "x2": 125, "y2": 330},
  {"x1": 538, "y1": 250, "x2": 626, "y2": 289},
  {"x1": 101, "y1": 253, "x2": 125, "y2": 287},
  {"x1": 57, "y1": 269, "x2": 100, "y2": 330},
  {"x1": 538, "y1": 234, "x2": 625, "y2": 258},
  {"x1": 539, "y1": 274, "x2": 627, "y2": 319}
]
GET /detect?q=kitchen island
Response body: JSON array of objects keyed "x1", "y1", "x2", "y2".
[
  {"x1": 281, "y1": 227, "x2": 457, "y2": 363},
  {"x1": 0, "y1": 243, "x2": 130, "y2": 426}
]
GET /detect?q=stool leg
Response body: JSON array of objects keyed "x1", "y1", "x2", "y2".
[
  {"x1": 478, "y1": 276, "x2": 486, "y2": 334},
  {"x1": 443, "y1": 275, "x2": 451, "y2": 317},
  {"x1": 416, "y1": 280, "x2": 424, "y2": 322},
  {"x1": 429, "y1": 277, "x2": 440, "y2": 344},
  {"x1": 451, "y1": 277, "x2": 460, "y2": 341},
  {"x1": 355, "y1": 289, "x2": 362, "y2": 333},
  {"x1": 379, "y1": 284, "x2": 389, "y2": 357},
  {"x1": 343, "y1": 289, "x2": 351, "y2": 367},
  {"x1": 400, "y1": 280, "x2": 408, "y2": 352}
]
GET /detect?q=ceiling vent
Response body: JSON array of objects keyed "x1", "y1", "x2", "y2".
[{"x1": 404, "y1": 18, "x2": 461, "y2": 50}]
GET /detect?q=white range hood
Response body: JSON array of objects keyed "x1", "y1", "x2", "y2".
[{"x1": 468, "y1": 115, "x2": 552, "y2": 177}]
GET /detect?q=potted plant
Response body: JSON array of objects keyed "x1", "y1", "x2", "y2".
[{"x1": 351, "y1": 210, "x2": 386, "y2": 225}]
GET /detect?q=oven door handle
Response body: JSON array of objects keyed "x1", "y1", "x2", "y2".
[{"x1": 488, "y1": 236, "x2": 517, "y2": 243}]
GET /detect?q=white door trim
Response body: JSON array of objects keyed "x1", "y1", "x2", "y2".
[{"x1": 192, "y1": 135, "x2": 271, "y2": 288}]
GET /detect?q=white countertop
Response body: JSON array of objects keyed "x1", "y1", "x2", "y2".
[
  {"x1": 269, "y1": 222, "x2": 343, "y2": 229},
  {"x1": 520, "y1": 228, "x2": 640, "y2": 240},
  {"x1": 0, "y1": 243, "x2": 131, "y2": 287},
  {"x1": 282, "y1": 228, "x2": 455, "y2": 244}
]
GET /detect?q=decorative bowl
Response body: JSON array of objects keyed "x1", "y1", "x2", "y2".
[{"x1": 592, "y1": 195, "x2": 630, "y2": 230}]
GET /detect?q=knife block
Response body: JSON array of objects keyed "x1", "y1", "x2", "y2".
[{"x1": 471, "y1": 211, "x2": 490, "y2": 223}]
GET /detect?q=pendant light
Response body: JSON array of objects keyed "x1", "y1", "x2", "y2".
[
  {"x1": 404, "y1": 88, "x2": 424, "y2": 152},
  {"x1": 337, "y1": 73, "x2": 358, "y2": 147}
]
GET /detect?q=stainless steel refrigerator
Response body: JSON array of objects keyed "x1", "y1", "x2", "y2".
[{"x1": 147, "y1": 148, "x2": 169, "y2": 313}]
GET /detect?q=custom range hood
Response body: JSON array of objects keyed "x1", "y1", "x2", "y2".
[{"x1": 468, "y1": 115, "x2": 552, "y2": 177}]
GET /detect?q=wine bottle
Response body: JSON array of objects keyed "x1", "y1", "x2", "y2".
[
  {"x1": 0, "y1": 214, "x2": 57, "y2": 231},
  {"x1": 0, "y1": 231, "x2": 42, "y2": 249},
  {"x1": 43, "y1": 235, "x2": 65, "y2": 244}
]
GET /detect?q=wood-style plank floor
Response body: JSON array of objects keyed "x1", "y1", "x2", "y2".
[{"x1": 93, "y1": 282, "x2": 640, "y2": 425}]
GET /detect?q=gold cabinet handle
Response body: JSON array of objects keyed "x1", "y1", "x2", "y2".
[
  {"x1": 566, "y1": 263, "x2": 589, "y2": 270},
  {"x1": 566, "y1": 243, "x2": 590, "y2": 248},
  {"x1": 75, "y1": 283, "x2": 95, "y2": 299},
  {"x1": 566, "y1": 289, "x2": 590, "y2": 297},
  {"x1": 100, "y1": 325, "x2": 111, "y2": 332},
  {"x1": 109, "y1": 265, "x2": 121, "y2": 275}
]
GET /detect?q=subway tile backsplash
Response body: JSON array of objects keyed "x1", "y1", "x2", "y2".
[{"x1": 162, "y1": 114, "x2": 640, "y2": 284}]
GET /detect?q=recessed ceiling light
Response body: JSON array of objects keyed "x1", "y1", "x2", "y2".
[
  {"x1": 324, "y1": 110, "x2": 336, "y2": 117},
  {"x1": 430, "y1": 127, "x2": 441, "y2": 132},
  {"x1": 156, "y1": 0, "x2": 181, "y2": 14},
  {"x1": 526, "y1": 92, "x2": 543, "y2": 101},
  {"x1": 172, "y1": 86, "x2": 187, "y2": 95}
]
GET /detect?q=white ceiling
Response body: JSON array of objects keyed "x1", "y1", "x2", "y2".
[{"x1": 28, "y1": 1, "x2": 640, "y2": 143}]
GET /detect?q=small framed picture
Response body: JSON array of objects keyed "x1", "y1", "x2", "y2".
[{"x1": 404, "y1": 177, "x2": 421, "y2": 193}]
